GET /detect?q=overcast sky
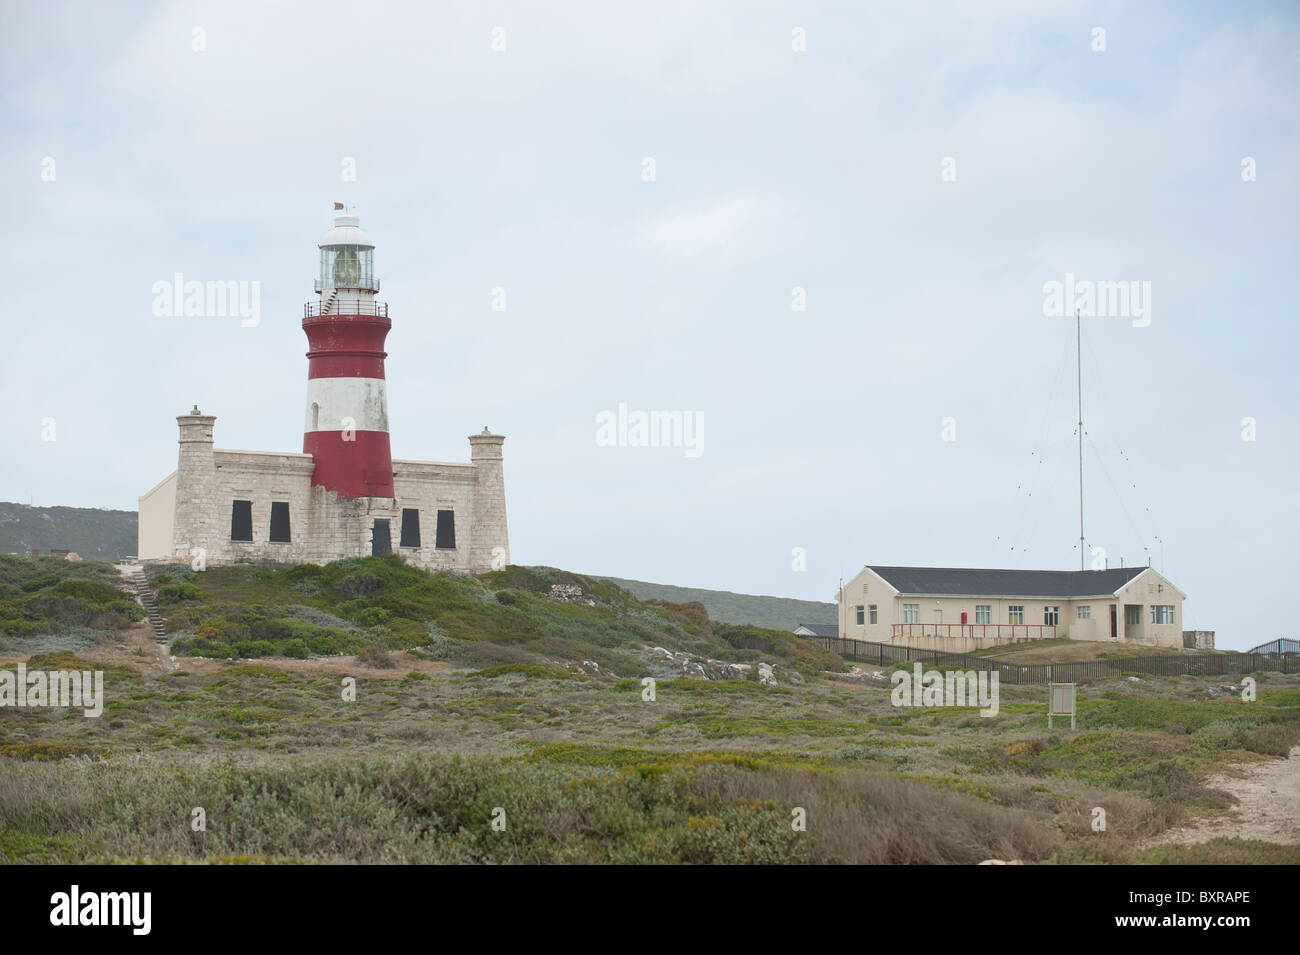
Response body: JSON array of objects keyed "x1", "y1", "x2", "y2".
[{"x1": 3, "y1": 2, "x2": 1296, "y2": 649}]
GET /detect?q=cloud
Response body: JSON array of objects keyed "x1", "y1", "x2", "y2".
[{"x1": 640, "y1": 195, "x2": 801, "y2": 259}]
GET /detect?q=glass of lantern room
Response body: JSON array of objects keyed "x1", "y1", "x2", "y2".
[{"x1": 319, "y1": 245, "x2": 376, "y2": 290}]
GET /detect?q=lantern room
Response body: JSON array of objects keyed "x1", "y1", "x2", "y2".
[{"x1": 316, "y1": 213, "x2": 377, "y2": 291}]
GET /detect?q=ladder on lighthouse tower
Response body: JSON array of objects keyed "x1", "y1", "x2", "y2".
[{"x1": 321, "y1": 289, "x2": 338, "y2": 315}]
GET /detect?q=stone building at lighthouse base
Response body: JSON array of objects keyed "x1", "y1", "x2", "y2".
[{"x1": 138, "y1": 408, "x2": 510, "y2": 573}]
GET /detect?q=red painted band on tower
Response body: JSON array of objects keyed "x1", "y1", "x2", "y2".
[
  {"x1": 303, "y1": 430, "x2": 395, "y2": 499},
  {"x1": 303, "y1": 315, "x2": 391, "y2": 379},
  {"x1": 305, "y1": 353, "x2": 388, "y2": 380},
  {"x1": 303, "y1": 310, "x2": 393, "y2": 497}
]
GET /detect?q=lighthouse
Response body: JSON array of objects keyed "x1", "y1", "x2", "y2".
[
  {"x1": 139, "y1": 207, "x2": 510, "y2": 572},
  {"x1": 302, "y1": 211, "x2": 395, "y2": 499}
]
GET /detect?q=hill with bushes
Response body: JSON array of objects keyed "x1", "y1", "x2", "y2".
[
  {"x1": 146, "y1": 557, "x2": 843, "y2": 678},
  {"x1": 0, "y1": 555, "x2": 144, "y2": 650},
  {"x1": 599, "y1": 576, "x2": 836, "y2": 630},
  {"x1": 0, "y1": 501, "x2": 838, "y2": 634},
  {"x1": 2, "y1": 554, "x2": 1299, "y2": 864},
  {"x1": 0, "y1": 502, "x2": 136, "y2": 560}
]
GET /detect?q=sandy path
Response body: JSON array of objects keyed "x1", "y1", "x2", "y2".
[{"x1": 1157, "y1": 746, "x2": 1300, "y2": 846}]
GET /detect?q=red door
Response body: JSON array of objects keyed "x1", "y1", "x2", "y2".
[{"x1": 960, "y1": 611, "x2": 968, "y2": 625}]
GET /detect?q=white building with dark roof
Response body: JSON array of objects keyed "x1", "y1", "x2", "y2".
[
  {"x1": 793, "y1": 623, "x2": 840, "y2": 639},
  {"x1": 835, "y1": 565, "x2": 1186, "y2": 652}
]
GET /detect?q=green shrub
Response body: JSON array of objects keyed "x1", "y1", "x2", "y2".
[
  {"x1": 1236, "y1": 723, "x2": 1300, "y2": 756},
  {"x1": 472, "y1": 664, "x2": 579, "y2": 681},
  {"x1": 20, "y1": 573, "x2": 61, "y2": 593},
  {"x1": 339, "y1": 574, "x2": 385, "y2": 598},
  {"x1": 156, "y1": 582, "x2": 202, "y2": 604},
  {"x1": 2, "y1": 572, "x2": 143, "y2": 637},
  {"x1": 357, "y1": 607, "x2": 392, "y2": 627}
]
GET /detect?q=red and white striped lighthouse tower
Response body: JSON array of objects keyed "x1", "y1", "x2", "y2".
[{"x1": 302, "y1": 210, "x2": 395, "y2": 499}]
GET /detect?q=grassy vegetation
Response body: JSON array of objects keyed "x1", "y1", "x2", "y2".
[
  {"x1": 0, "y1": 640, "x2": 1294, "y2": 864},
  {"x1": 0, "y1": 554, "x2": 1297, "y2": 865},
  {"x1": 0, "y1": 555, "x2": 142, "y2": 642},
  {"x1": 975, "y1": 638, "x2": 1188, "y2": 663},
  {"x1": 153, "y1": 557, "x2": 842, "y2": 678}
]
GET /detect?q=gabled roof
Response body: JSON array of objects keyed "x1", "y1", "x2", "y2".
[
  {"x1": 866, "y1": 565, "x2": 1149, "y2": 599},
  {"x1": 793, "y1": 623, "x2": 839, "y2": 638}
]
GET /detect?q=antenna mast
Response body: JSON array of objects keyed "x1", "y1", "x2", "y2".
[{"x1": 1076, "y1": 307, "x2": 1084, "y2": 571}]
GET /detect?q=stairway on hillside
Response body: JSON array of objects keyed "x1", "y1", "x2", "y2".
[{"x1": 124, "y1": 567, "x2": 167, "y2": 641}]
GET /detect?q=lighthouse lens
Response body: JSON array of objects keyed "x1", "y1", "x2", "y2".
[{"x1": 333, "y1": 248, "x2": 362, "y2": 286}]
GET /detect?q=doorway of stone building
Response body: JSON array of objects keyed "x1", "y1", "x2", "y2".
[{"x1": 372, "y1": 519, "x2": 391, "y2": 556}]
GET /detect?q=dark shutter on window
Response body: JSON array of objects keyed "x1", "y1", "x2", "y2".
[
  {"x1": 435, "y1": 510, "x2": 456, "y2": 549},
  {"x1": 400, "y1": 508, "x2": 420, "y2": 547},
  {"x1": 269, "y1": 502, "x2": 291, "y2": 543},
  {"x1": 230, "y1": 501, "x2": 253, "y2": 542}
]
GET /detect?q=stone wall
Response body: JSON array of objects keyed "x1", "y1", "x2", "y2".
[
  {"x1": 157, "y1": 412, "x2": 509, "y2": 573},
  {"x1": 468, "y1": 430, "x2": 510, "y2": 572},
  {"x1": 392, "y1": 459, "x2": 477, "y2": 571}
]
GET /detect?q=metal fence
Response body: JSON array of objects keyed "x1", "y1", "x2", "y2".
[
  {"x1": 808, "y1": 637, "x2": 1296, "y2": 685},
  {"x1": 1245, "y1": 638, "x2": 1298, "y2": 657}
]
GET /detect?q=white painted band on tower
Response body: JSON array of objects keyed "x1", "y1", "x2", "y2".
[{"x1": 304, "y1": 377, "x2": 389, "y2": 433}]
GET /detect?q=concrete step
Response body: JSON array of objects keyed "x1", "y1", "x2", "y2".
[{"x1": 122, "y1": 568, "x2": 167, "y2": 639}]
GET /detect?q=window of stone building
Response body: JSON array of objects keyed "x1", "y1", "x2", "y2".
[
  {"x1": 400, "y1": 508, "x2": 421, "y2": 547},
  {"x1": 855, "y1": 605, "x2": 864, "y2": 625},
  {"x1": 269, "y1": 502, "x2": 291, "y2": 543},
  {"x1": 976, "y1": 605, "x2": 991, "y2": 624},
  {"x1": 435, "y1": 510, "x2": 456, "y2": 549},
  {"x1": 1044, "y1": 606, "x2": 1060, "y2": 626},
  {"x1": 230, "y1": 500, "x2": 253, "y2": 542},
  {"x1": 1008, "y1": 605, "x2": 1024, "y2": 624},
  {"x1": 903, "y1": 603, "x2": 919, "y2": 623},
  {"x1": 1077, "y1": 605, "x2": 1091, "y2": 619},
  {"x1": 869, "y1": 605, "x2": 878, "y2": 624}
]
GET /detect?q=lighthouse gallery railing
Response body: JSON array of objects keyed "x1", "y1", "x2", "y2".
[{"x1": 303, "y1": 301, "x2": 389, "y2": 318}]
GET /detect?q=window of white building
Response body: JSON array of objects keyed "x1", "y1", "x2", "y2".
[{"x1": 1150, "y1": 605, "x2": 1176, "y2": 625}]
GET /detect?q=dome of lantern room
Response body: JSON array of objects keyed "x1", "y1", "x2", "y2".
[{"x1": 319, "y1": 213, "x2": 374, "y2": 249}]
